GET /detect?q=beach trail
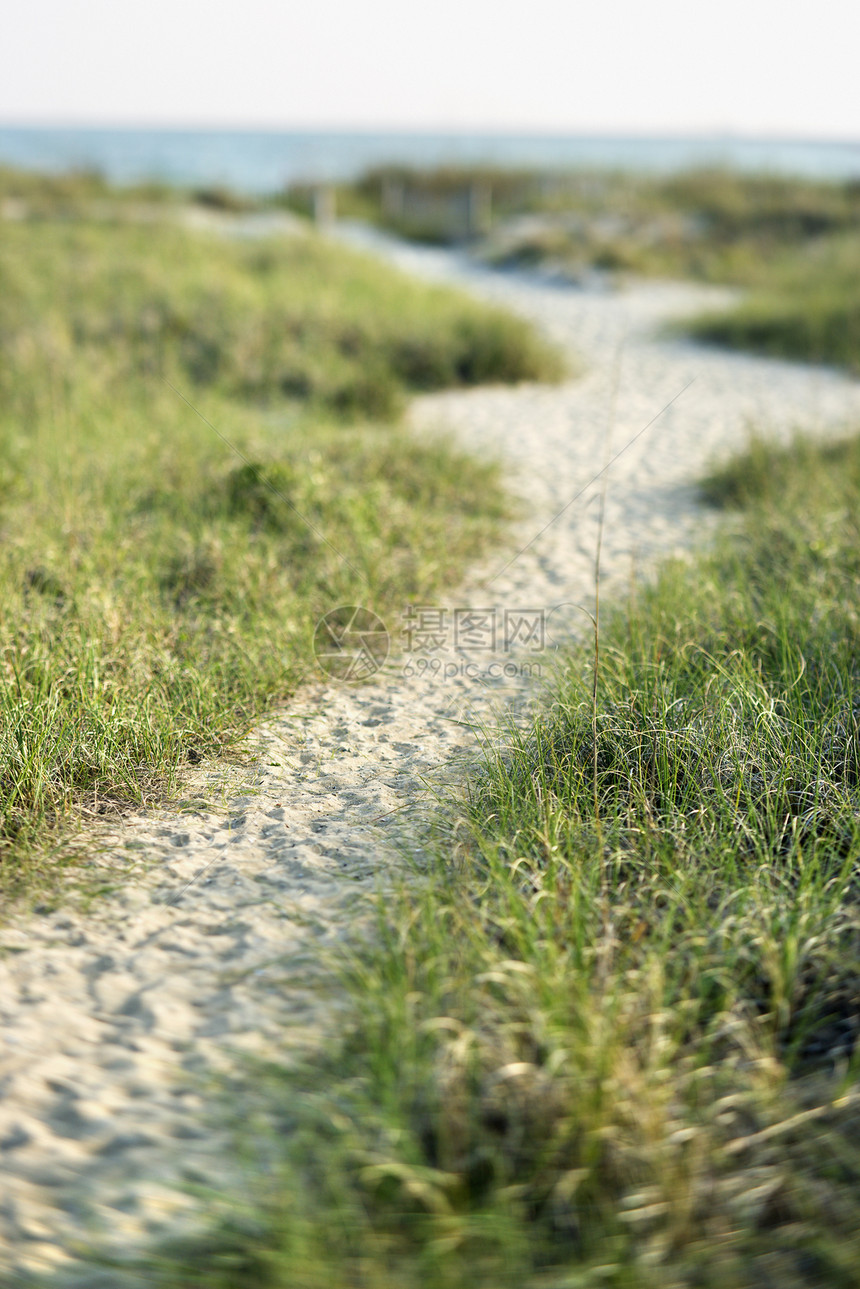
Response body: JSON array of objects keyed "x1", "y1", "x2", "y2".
[{"x1": 3, "y1": 231, "x2": 860, "y2": 1284}]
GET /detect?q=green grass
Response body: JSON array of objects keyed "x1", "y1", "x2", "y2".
[
  {"x1": 0, "y1": 162, "x2": 185, "y2": 217},
  {"x1": 483, "y1": 168, "x2": 860, "y2": 374},
  {"x1": 685, "y1": 234, "x2": 860, "y2": 374},
  {"x1": 0, "y1": 217, "x2": 563, "y2": 422},
  {"x1": 0, "y1": 202, "x2": 563, "y2": 887},
  {"x1": 321, "y1": 163, "x2": 860, "y2": 374},
  {"x1": 325, "y1": 164, "x2": 860, "y2": 279},
  {"x1": 0, "y1": 162, "x2": 260, "y2": 216},
  {"x1": 160, "y1": 430, "x2": 860, "y2": 1288}
]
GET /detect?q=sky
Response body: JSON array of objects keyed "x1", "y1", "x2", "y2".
[{"x1": 2, "y1": 0, "x2": 859, "y2": 138}]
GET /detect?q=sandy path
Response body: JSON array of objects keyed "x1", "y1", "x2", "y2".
[{"x1": 2, "y1": 233, "x2": 860, "y2": 1285}]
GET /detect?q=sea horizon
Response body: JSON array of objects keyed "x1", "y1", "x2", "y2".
[{"x1": 2, "y1": 123, "x2": 859, "y2": 193}]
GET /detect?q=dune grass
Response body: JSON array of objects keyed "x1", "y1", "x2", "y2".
[
  {"x1": 484, "y1": 167, "x2": 860, "y2": 374},
  {"x1": 327, "y1": 164, "x2": 860, "y2": 280},
  {"x1": 0, "y1": 205, "x2": 564, "y2": 887},
  {"x1": 0, "y1": 162, "x2": 260, "y2": 216},
  {"x1": 1, "y1": 216, "x2": 563, "y2": 421},
  {"x1": 685, "y1": 233, "x2": 860, "y2": 374},
  {"x1": 158, "y1": 430, "x2": 860, "y2": 1288},
  {"x1": 323, "y1": 164, "x2": 860, "y2": 375}
]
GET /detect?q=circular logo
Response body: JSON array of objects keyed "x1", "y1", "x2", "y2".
[
  {"x1": 546, "y1": 601, "x2": 585, "y2": 649},
  {"x1": 313, "y1": 605, "x2": 390, "y2": 681}
]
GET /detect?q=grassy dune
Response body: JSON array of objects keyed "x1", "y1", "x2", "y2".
[
  {"x1": 0, "y1": 203, "x2": 562, "y2": 884},
  {"x1": 324, "y1": 164, "x2": 860, "y2": 375},
  {"x1": 686, "y1": 233, "x2": 860, "y2": 374},
  {"x1": 330, "y1": 165, "x2": 860, "y2": 278},
  {"x1": 173, "y1": 432, "x2": 860, "y2": 1288}
]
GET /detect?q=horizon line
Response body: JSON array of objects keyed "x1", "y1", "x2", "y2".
[{"x1": 1, "y1": 120, "x2": 859, "y2": 147}]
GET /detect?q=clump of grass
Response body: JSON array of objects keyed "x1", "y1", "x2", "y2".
[
  {"x1": 687, "y1": 235, "x2": 860, "y2": 373},
  {"x1": 701, "y1": 430, "x2": 860, "y2": 509},
  {"x1": 0, "y1": 192, "x2": 563, "y2": 886},
  {"x1": 173, "y1": 430, "x2": 860, "y2": 1287}
]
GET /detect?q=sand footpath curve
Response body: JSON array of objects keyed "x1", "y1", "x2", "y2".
[{"x1": 3, "y1": 232, "x2": 860, "y2": 1284}]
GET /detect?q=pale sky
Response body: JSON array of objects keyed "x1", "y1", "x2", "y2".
[{"x1": 2, "y1": 0, "x2": 859, "y2": 137}]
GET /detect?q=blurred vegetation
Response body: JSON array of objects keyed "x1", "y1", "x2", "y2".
[
  {"x1": 0, "y1": 163, "x2": 183, "y2": 217},
  {"x1": 1, "y1": 217, "x2": 562, "y2": 422},
  {"x1": 686, "y1": 233, "x2": 860, "y2": 373},
  {"x1": 312, "y1": 163, "x2": 860, "y2": 373},
  {"x1": 161, "y1": 430, "x2": 860, "y2": 1288},
  {"x1": 307, "y1": 164, "x2": 860, "y2": 277},
  {"x1": 0, "y1": 180, "x2": 563, "y2": 885}
]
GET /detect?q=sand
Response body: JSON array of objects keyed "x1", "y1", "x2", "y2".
[{"x1": 3, "y1": 232, "x2": 860, "y2": 1284}]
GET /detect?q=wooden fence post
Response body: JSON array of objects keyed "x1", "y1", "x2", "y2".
[{"x1": 313, "y1": 185, "x2": 336, "y2": 228}]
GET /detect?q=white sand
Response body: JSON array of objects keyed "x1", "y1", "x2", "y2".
[{"x1": 3, "y1": 233, "x2": 860, "y2": 1283}]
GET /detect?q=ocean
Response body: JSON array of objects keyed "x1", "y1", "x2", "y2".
[{"x1": 1, "y1": 127, "x2": 859, "y2": 194}]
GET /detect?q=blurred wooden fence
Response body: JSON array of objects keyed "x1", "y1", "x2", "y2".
[{"x1": 380, "y1": 176, "x2": 493, "y2": 240}]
